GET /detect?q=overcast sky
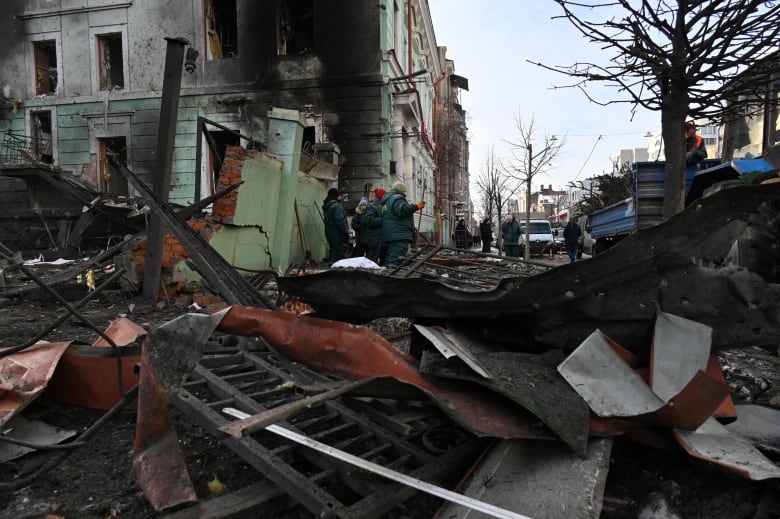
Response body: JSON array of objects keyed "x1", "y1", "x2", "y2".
[{"x1": 427, "y1": 0, "x2": 661, "y2": 192}]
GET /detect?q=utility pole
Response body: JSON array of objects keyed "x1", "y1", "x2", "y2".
[
  {"x1": 143, "y1": 37, "x2": 194, "y2": 301},
  {"x1": 524, "y1": 143, "x2": 532, "y2": 261}
]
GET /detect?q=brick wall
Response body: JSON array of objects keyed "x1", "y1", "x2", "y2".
[{"x1": 128, "y1": 146, "x2": 254, "y2": 308}]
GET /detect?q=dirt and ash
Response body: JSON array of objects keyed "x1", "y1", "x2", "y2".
[{"x1": 0, "y1": 286, "x2": 778, "y2": 519}]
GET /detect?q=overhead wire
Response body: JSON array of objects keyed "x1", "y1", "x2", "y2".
[{"x1": 572, "y1": 135, "x2": 603, "y2": 182}]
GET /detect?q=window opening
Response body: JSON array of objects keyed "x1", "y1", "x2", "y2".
[
  {"x1": 205, "y1": 0, "x2": 238, "y2": 59},
  {"x1": 302, "y1": 126, "x2": 315, "y2": 152},
  {"x1": 98, "y1": 137, "x2": 128, "y2": 194},
  {"x1": 208, "y1": 130, "x2": 241, "y2": 194},
  {"x1": 33, "y1": 40, "x2": 57, "y2": 95},
  {"x1": 97, "y1": 33, "x2": 124, "y2": 90},
  {"x1": 277, "y1": 0, "x2": 313, "y2": 55},
  {"x1": 31, "y1": 111, "x2": 54, "y2": 164}
]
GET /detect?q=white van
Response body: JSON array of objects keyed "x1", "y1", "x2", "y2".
[
  {"x1": 519, "y1": 219, "x2": 554, "y2": 257},
  {"x1": 577, "y1": 215, "x2": 594, "y2": 256}
]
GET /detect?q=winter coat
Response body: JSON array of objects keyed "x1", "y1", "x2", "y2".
[
  {"x1": 686, "y1": 134, "x2": 707, "y2": 162},
  {"x1": 563, "y1": 221, "x2": 582, "y2": 244},
  {"x1": 454, "y1": 221, "x2": 468, "y2": 248},
  {"x1": 479, "y1": 221, "x2": 493, "y2": 242},
  {"x1": 323, "y1": 198, "x2": 348, "y2": 245},
  {"x1": 361, "y1": 199, "x2": 384, "y2": 247},
  {"x1": 501, "y1": 220, "x2": 521, "y2": 244},
  {"x1": 381, "y1": 189, "x2": 418, "y2": 242},
  {"x1": 352, "y1": 207, "x2": 366, "y2": 243}
]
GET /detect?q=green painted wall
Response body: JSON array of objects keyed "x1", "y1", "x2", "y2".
[
  {"x1": 293, "y1": 173, "x2": 328, "y2": 263},
  {"x1": 175, "y1": 150, "x2": 328, "y2": 283},
  {"x1": 233, "y1": 154, "x2": 282, "y2": 227}
]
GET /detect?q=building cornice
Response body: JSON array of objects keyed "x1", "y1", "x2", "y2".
[{"x1": 17, "y1": 2, "x2": 133, "y2": 20}]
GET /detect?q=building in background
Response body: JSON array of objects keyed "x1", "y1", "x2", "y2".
[
  {"x1": 433, "y1": 53, "x2": 470, "y2": 244},
  {"x1": 0, "y1": 0, "x2": 462, "y2": 244},
  {"x1": 643, "y1": 120, "x2": 723, "y2": 164}
]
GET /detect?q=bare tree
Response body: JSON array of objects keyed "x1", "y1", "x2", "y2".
[
  {"x1": 504, "y1": 115, "x2": 564, "y2": 260},
  {"x1": 533, "y1": 0, "x2": 780, "y2": 219},
  {"x1": 475, "y1": 148, "x2": 520, "y2": 255},
  {"x1": 571, "y1": 162, "x2": 636, "y2": 215}
]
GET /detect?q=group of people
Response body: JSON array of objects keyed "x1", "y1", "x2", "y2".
[{"x1": 322, "y1": 181, "x2": 425, "y2": 268}]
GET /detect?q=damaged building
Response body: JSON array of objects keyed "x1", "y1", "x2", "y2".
[
  {"x1": 0, "y1": 4, "x2": 779, "y2": 519},
  {"x1": 0, "y1": 0, "x2": 470, "y2": 259}
]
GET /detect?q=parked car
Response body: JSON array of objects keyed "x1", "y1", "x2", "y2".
[
  {"x1": 553, "y1": 228, "x2": 566, "y2": 252},
  {"x1": 518, "y1": 219, "x2": 555, "y2": 257}
]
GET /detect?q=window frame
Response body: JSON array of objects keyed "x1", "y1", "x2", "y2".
[
  {"x1": 204, "y1": 0, "x2": 239, "y2": 60},
  {"x1": 27, "y1": 33, "x2": 62, "y2": 98},
  {"x1": 89, "y1": 26, "x2": 129, "y2": 94},
  {"x1": 25, "y1": 106, "x2": 58, "y2": 165}
]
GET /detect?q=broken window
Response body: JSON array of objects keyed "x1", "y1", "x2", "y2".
[
  {"x1": 98, "y1": 137, "x2": 128, "y2": 194},
  {"x1": 205, "y1": 0, "x2": 238, "y2": 59},
  {"x1": 33, "y1": 40, "x2": 57, "y2": 95},
  {"x1": 207, "y1": 130, "x2": 241, "y2": 195},
  {"x1": 97, "y1": 33, "x2": 124, "y2": 90},
  {"x1": 302, "y1": 126, "x2": 315, "y2": 152},
  {"x1": 277, "y1": 0, "x2": 313, "y2": 56},
  {"x1": 30, "y1": 110, "x2": 54, "y2": 164}
]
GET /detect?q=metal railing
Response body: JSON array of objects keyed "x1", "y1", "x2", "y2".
[{"x1": 0, "y1": 131, "x2": 51, "y2": 165}]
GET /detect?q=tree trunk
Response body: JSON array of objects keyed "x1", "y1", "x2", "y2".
[{"x1": 661, "y1": 95, "x2": 689, "y2": 220}]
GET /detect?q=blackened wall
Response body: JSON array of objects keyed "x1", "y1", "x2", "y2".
[{"x1": 0, "y1": 0, "x2": 26, "y2": 104}]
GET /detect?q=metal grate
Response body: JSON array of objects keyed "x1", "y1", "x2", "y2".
[
  {"x1": 170, "y1": 337, "x2": 477, "y2": 518},
  {"x1": 0, "y1": 131, "x2": 49, "y2": 165}
]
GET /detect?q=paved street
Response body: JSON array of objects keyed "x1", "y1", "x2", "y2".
[{"x1": 469, "y1": 246, "x2": 591, "y2": 267}]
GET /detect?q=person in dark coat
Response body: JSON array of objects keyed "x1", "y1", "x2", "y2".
[
  {"x1": 501, "y1": 214, "x2": 521, "y2": 258},
  {"x1": 351, "y1": 198, "x2": 368, "y2": 257},
  {"x1": 684, "y1": 121, "x2": 708, "y2": 165},
  {"x1": 322, "y1": 187, "x2": 348, "y2": 264},
  {"x1": 479, "y1": 217, "x2": 493, "y2": 253},
  {"x1": 380, "y1": 181, "x2": 424, "y2": 267},
  {"x1": 562, "y1": 219, "x2": 582, "y2": 263},
  {"x1": 362, "y1": 187, "x2": 386, "y2": 263},
  {"x1": 454, "y1": 219, "x2": 468, "y2": 249}
]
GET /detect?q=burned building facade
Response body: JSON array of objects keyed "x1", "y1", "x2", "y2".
[{"x1": 0, "y1": 0, "x2": 469, "y2": 248}]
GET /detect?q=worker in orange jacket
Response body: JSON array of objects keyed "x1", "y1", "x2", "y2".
[{"x1": 684, "y1": 121, "x2": 707, "y2": 165}]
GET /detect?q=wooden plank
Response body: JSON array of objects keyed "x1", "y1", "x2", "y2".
[
  {"x1": 58, "y1": 151, "x2": 91, "y2": 165},
  {"x1": 57, "y1": 138, "x2": 89, "y2": 153},
  {"x1": 133, "y1": 109, "x2": 162, "y2": 124},
  {"x1": 219, "y1": 380, "x2": 372, "y2": 439},
  {"x1": 171, "y1": 158, "x2": 196, "y2": 174},
  {"x1": 57, "y1": 126, "x2": 89, "y2": 141},
  {"x1": 131, "y1": 135, "x2": 157, "y2": 149},
  {"x1": 160, "y1": 481, "x2": 285, "y2": 519}
]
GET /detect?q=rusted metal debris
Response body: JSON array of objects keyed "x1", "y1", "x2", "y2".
[
  {"x1": 132, "y1": 302, "x2": 778, "y2": 517},
  {"x1": 278, "y1": 182, "x2": 780, "y2": 353},
  {"x1": 133, "y1": 339, "x2": 198, "y2": 512},
  {"x1": 142, "y1": 311, "x2": 492, "y2": 518}
]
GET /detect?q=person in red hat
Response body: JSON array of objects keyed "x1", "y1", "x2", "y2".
[{"x1": 360, "y1": 187, "x2": 388, "y2": 262}]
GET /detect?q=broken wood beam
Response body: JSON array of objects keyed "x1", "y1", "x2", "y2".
[
  {"x1": 219, "y1": 379, "x2": 372, "y2": 438},
  {"x1": 1, "y1": 233, "x2": 136, "y2": 295},
  {"x1": 177, "y1": 181, "x2": 244, "y2": 221},
  {"x1": 0, "y1": 267, "x2": 127, "y2": 357}
]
